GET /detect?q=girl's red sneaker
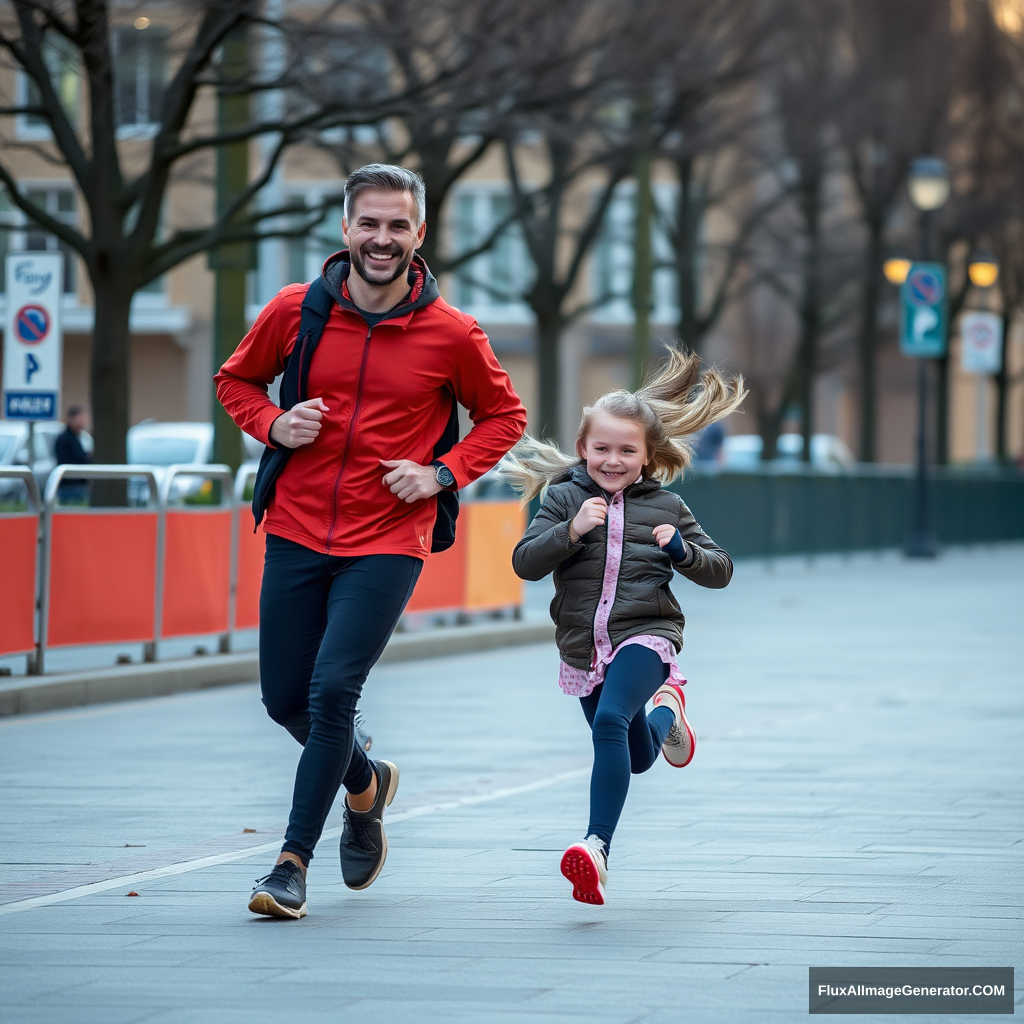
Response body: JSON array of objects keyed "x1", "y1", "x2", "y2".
[
  {"x1": 653, "y1": 681, "x2": 696, "y2": 767},
  {"x1": 560, "y1": 835, "x2": 608, "y2": 905}
]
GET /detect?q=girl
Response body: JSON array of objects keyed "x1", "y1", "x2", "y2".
[{"x1": 505, "y1": 350, "x2": 744, "y2": 905}]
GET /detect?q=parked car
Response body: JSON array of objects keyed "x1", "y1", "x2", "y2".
[
  {"x1": 127, "y1": 422, "x2": 264, "y2": 503},
  {"x1": 722, "y1": 433, "x2": 856, "y2": 471}
]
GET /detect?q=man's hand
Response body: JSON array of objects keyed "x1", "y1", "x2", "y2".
[
  {"x1": 652, "y1": 524, "x2": 677, "y2": 548},
  {"x1": 269, "y1": 398, "x2": 329, "y2": 449},
  {"x1": 381, "y1": 460, "x2": 443, "y2": 503},
  {"x1": 569, "y1": 496, "x2": 607, "y2": 543}
]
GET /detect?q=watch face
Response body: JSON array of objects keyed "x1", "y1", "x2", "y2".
[{"x1": 436, "y1": 465, "x2": 456, "y2": 488}]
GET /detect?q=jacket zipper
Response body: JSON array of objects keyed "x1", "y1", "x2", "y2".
[{"x1": 325, "y1": 325, "x2": 373, "y2": 552}]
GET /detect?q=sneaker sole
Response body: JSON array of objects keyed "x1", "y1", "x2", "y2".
[
  {"x1": 345, "y1": 761, "x2": 400, "y2": 892},
  {"x1": 560, "y1": 846, "x2": 606, "y2": 906},
  {"x1": 248, "y1": 891, "x2": 307, "y2": 919},
  {"x1": 654, "y1": 685, "x2": 696, "y2": 768}
]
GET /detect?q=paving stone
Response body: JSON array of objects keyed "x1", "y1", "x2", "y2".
[{"x1": 1, "y1": 546, "x2": 1021, "y2": 1022}]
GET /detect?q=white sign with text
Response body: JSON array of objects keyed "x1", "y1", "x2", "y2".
[{"x1": 3, "y1": 251, "x2": 64, "y2": 420}]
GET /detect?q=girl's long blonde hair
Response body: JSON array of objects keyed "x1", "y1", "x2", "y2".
[{"x1": 501, "y1": 348, "x2": 746, "y2": 502}]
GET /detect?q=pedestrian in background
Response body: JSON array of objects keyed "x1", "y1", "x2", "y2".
[
  {"x1": 505, "y1": 351, "x2": 744, "y2": 905},
  {"x1": 216, "y1": 164, "x2": 527, "y2": 919},
  {"x1": 691, "y1": 419, "x2": 726, "y2": 469},
  {"x1": 55, "y1": 404, "x2": 92, "y2": 504}
]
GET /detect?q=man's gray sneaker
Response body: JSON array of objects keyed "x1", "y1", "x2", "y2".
[
  {"x1": 339, "y1": 759, "x2": 399, "y2": 890},
  {"x1": 248, "y1": 860, "x2": 307, "y2": 919}
]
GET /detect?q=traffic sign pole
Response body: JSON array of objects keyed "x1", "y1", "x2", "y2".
[
  {"x1": 900, "y1": 259, "x2": 946, "y2": 559},
  {"x1": 3, "y1": 252, "x2": 64, "y2": 423}
]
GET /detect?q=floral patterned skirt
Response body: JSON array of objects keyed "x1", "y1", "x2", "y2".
[{"x1": 557, "y1": 634, "x2": 687, "y2": 698}]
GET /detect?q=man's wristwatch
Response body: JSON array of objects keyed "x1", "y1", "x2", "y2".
[{"x1": 430, "y1": 460, "x2": 457, "y2": 490}]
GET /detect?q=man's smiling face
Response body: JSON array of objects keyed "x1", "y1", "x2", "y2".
[{"x1": 343, "y1": 188, "x2": 426, "y2": 288}]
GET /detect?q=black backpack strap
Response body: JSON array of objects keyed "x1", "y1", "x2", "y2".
[
  {"x1": 430, "y1": 387, "x2": 461, "y2": 553},
  {"x1": 251, "y1": 279, "x2": 336, "y2": 527}
]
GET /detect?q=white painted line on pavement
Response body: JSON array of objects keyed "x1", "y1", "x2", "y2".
[{"x1": 0, "y1": 766, "x2": 589, "y2": 916}]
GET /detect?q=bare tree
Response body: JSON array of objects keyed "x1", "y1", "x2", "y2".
[
  {"x1": 0, "y1": 0, "x2": 451, "y2": 466},
  {"x1": 751, "y1": 0, "x2": 861, "y2": 462},
  {"x1": 835, "y1": 0, "x2": 951, "y2": 462}
]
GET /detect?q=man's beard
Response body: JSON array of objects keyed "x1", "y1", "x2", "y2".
[{"x1": 350, "y1": 245, "x2": 414, "y2": 287}]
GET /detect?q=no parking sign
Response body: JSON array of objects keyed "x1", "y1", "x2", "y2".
[
  {"x1": 960, "y1": 312, "x2": 1003, "y2": 374},
  {"x1": 3, "y1": 252, "x2": 63, "y2": 420}
]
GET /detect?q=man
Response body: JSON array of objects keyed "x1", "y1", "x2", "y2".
[
  {"x1": 54, "y1": 405, "x2": 92, "y2": 504},
  {"x1": 215, "y1": 164, "x2": 527, "y2": 919}
]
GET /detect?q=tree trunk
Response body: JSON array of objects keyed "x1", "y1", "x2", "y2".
[
  {"x1": 797, "y1": 184, "x2": 822, "y2": 464},
  {"x1": 857, "y1": 220, "x2": 884, "y2": 462},
  {"x1": 935, "y1": 351, "x2": 949, "y2": 466},
  {"x1": 994, "y1": 307, "x2": 1011, "y2": 463},
  {"x1": 534, "y1": 308, "x2": 563, "y2": 441},
  {"x1": 90, "y1": 281, "x2": 133, "y2": 464},
  {"x1": 675, "y1": 155, "x2": 700, "y2": 352},
  {"x1": 89, "y1": 277, "x2": 134, "y2": 505},
  {"x1": 631, "y1": 140, "x2": 654, "y2": 390}
]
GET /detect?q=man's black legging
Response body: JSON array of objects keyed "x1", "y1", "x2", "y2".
[
  {"x1": 259, "y1": 534, "x2": 422, "y2": 866},
  {"x1": 579, "y1": 644, "x2": 675, "y2": 854}
]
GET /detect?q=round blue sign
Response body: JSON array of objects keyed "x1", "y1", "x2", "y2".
[
  {"x1": 907, "y1": 268, "x2": 944, "y2": 307},
  {"x1": 15, "y1": 304, "x2": 50, "y2": 344}
]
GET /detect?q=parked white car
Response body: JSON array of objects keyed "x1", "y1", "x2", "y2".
[
  {"x1": 723, "y1": 433, "x2": 856, "y2": 471},
  {"x1": 127, "y1": 422, "x2": 264, "y2": 503}
]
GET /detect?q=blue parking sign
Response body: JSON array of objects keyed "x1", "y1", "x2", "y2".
[{"x1": 900, "y1": 263, "x2": 947, "y2": 357}]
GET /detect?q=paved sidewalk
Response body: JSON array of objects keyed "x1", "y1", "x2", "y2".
[{"x1": 0, "y1": 546, "x2": 1021, "y2": 1023}]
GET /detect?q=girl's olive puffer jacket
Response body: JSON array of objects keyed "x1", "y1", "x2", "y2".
[{"x1": 512, "y1": 464, "x2": 733, "y2": 670}]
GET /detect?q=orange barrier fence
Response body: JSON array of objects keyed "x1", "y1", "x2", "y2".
[
  {"x1": 5, "y1": 463, "x2": 525, "y2": 674},
  {"x1": 40, "y1": 468, "x2": 161, "y2": 669},
  {"x1": 158, "y1": 467, "x2": 234, "y2": 643},
  {"x1": 0, "y1": 468, "x2": 40, "y2": 658},
  {"x1": 407, "y1": 501, "x2": 525, "y2": 614}
]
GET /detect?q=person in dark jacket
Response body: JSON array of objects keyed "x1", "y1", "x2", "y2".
[
  {"x1": 54, "y1": 405, "x2": 92, "y2": 504},
  {"x1": 506, "y1": 349, "x2": 744, "y2": 905}
]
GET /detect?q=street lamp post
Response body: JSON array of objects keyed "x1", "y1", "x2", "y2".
[{"x1": 903, "y1": 157, "x2": 950, "y2": 559}]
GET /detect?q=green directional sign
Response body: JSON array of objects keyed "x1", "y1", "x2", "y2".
[{"x1": 900, "y1": 262, "x2": 947, "y2": 357}]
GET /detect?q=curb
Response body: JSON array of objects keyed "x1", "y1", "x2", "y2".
[{"x1": 0, "y1": 620, "x2": 555, "y2": 717}]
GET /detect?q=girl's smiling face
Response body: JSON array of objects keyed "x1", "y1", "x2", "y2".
[{"x1": 580, "y1": 412, "x2": 647, "y2": 493}]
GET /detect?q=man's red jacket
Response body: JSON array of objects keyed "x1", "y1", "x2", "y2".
[{"x1": 215, "y1": 252, "x2": 527, "y2": 559}]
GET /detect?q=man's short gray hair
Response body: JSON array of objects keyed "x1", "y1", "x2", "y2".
[{"x1": 343, "y1": 164, "x2": 426, "y2": 225}]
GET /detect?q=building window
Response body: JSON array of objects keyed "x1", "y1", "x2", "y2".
[
  {"x1": 452, "y1": 189, "x2": 533, "y2": 322},
  {"x1": 0, "y1": 186, "x2": 79, "y2": 296},
  {"x1": 592, "y1": 183, "x2": 678, "y2": 325},
  {"x1": 17, "y1": 35, "x2": 80, "y2": 138},
  {"x1": 113, "y1": 24, "x2": 168, "y2": 135}
]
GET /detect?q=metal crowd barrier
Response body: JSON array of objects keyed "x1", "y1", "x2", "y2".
[
  {"x1": 3, "y1": 461, "x2": 527, "y2": 675},
  {"x1": 0, "y1": 467, "x2": 41, "y2": 659}
]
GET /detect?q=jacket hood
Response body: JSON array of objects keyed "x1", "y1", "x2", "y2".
[
  {"x1": 321, "y1": 249, "x2": 439, "y2": 322},
  {"x1": 563, "y1": 462, "x2": 662, "y2": 498}
]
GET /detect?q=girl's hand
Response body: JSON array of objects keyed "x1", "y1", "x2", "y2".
[
  {"x1": 653, "y1": 524, "x2": 677, "y2": 548},
  {"x1": 569, "y1": 497, "x2": 607, "y2": 542}
]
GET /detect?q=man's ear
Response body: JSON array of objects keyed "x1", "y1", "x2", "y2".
[
  {"x1": 341, "y1": 219, "x2": 350, "y2": 246},
  {"x1": 413, "y1": 219, "x2": 427, "y2": 250}
]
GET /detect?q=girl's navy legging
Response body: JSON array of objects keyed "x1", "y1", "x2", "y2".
[
  {"x1": 259, "y1": 534, "x2": 422, "y2": 866},
  {"x1": 579, "y1": 644, "x2": 675, "y2": 853}
]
